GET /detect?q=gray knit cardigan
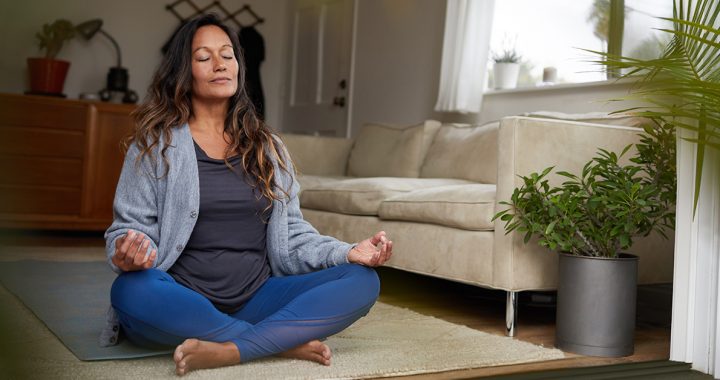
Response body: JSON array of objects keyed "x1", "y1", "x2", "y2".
[{"x1": 99, "y1": 123, "x2": 352, "y2": 347}]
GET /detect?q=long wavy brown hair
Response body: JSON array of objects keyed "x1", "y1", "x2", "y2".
[{"x1": 126, "y1": 13, "x2": 292, "y2": 210}]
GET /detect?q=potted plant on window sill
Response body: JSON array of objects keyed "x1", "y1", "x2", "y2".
[
  {"x1": 492, "y1": 48, "x2": 521, "y2": 90},
  {"x1": 27, "y1": 19, "x2": 76, "y2": 96},
  {"x1": 493, "y1": 121, "x2": 676, "y2": 357}
]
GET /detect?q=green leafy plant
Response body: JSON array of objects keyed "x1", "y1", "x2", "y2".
[
  {"x1": 35, "y1": 19, "x2": 76, "y2": 59},
  {"x1": 493, "y1": 121, "x2": 676, "y2": 258},
  {"x1": 588, "y1": 0, "x2": 719, "y2": 213}
]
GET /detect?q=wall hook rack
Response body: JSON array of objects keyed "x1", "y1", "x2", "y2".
[{"x1": 166, "y1": 0, "x2": 264, "y2": 29}]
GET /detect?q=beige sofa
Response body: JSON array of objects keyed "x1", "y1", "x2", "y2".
[{"x1": 280, "y1": 116, "x2": 675, "y2": 336}]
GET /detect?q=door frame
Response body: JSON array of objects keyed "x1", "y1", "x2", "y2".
[{"x1": 278, "y1": 0, "x2": 357, "y2": 138}]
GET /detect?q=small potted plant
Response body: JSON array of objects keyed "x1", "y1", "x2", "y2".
[
  {"x1": 492, "y1": 48, "x2": 521, "y2": 89},
  {"x1": 493, "y1": 121, "x2": 676, "y2": 357},
  {"x1": 27, "y1": 19, "x2": 76, "y2": 96}
]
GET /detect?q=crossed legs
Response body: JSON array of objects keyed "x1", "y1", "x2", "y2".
[{"x1": 111, "y1": 264, "x2": 379, "y2": 374}]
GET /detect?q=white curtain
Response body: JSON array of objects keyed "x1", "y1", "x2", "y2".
[
  {"x1": 670, "y1": 129, "x2": 720, "y2": 378},
  {"x1": 434, "y1": 0, "x2": 495, "y2": 113}
]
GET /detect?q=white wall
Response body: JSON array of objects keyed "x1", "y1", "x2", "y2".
[
  {"x1": 0, "y1": 0, "x2": 288, "y2": 129},
  {"x1": 346, "y1": 0, "x2": 639, "y2": 136},
  {"x1": 439, "y1": 81, "x2": 640, "y2": 125},
  {"x1": 477, "y1": 82, "x2": 638, "y2": 123},
  {"x1": 1, "y1": 0, "x2": 648, "y2": 135},
  {"x1": 349, "y1": 0, "x2": 446, "y2": 136}
]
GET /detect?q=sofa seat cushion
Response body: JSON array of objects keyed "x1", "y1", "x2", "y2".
[
  {"x1": 296, "y1": 175, "x2": 352, "y2": 194},
  {"x1": 378, "y1": 184, "x2": 496, "y2": 231},
  {"x1": 300, "y1": 177, "x2": 474, "y2": 215}
]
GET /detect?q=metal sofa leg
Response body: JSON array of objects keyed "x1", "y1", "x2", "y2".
[{"x1": 506, "y1": 291, "x2": 518, "y2": 337}]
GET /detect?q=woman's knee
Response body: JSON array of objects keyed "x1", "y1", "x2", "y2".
[
  {"x1": 110, "y1": 269, "x2": 166, "y2": 311},
  {"x1": 343, "y1": 264, "x2": 380, "y2": 301}
]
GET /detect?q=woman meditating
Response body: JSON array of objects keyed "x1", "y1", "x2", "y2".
[{"x1": 102, "y1": 14, "x2": 393, "y2": 376}]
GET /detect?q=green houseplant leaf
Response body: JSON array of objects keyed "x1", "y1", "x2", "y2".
[
  {"x1": 492, "y1": 123, "x2": 676, "y2": 258},
  {"x1": 35, "y1": 19, "x2": 76, "y2": 59},
  {"x1": 586, "y1": 0, "x2": 720, "y2": 216}
]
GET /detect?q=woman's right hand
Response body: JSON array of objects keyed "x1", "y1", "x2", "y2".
[{"x1": 111, "y1": 229, "x2": 157, "y2": 272}]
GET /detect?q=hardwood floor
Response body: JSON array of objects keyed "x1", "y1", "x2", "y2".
[
  {"x1": 375, "y1": 267, "x2": 671, "y2": 379},
  {"x1": 0, "y1": 229, "x2": 671, "y2": 379}
]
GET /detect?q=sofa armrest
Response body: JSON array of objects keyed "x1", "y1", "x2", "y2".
[
  {"x1": 278, "y1": 133, "x2": 354, "y2": 176},
  {"x1": 492, "y1": 116, "x2": 649, "y2": 290}
]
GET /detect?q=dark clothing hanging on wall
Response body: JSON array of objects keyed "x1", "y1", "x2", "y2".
[{"x1": 239, "y1": 26, "x2": 266, "y2": 119}]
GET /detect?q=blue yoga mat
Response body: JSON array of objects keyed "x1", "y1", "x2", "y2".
[{"x1": 0, "y1": 260, "x2": 172, "y2": 361}]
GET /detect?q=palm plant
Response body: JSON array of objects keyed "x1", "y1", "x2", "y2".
[
  {"x1": 589, "y1": 0, "x2": 719, "y2": 213},
  {"x1": 588, "y1": 0, "x2": 611, "y2": 47},
  {"x1": 587, "y1": 0, "x2": 631, "y2": 54}
]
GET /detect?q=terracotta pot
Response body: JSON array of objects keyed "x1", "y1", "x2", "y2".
[{"x1": 27, "y1": 58, "x2": 70, "y2": 95}]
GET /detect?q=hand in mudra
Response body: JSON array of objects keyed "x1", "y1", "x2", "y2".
[
  {"x1": 111, "y1": 229, "x2": 157, "y2": 272},
  {"x1": 348, "y1": 231, "x2": 393, "y2": 267}
]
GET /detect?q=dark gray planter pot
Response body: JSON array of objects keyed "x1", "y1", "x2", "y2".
[{"x1": 555, "y1": 252, "x2": 638, "y2": 357}]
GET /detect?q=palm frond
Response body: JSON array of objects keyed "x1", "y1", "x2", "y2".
[{"x1": 592, "y1": 0, "x2": 720, "y2": 215}]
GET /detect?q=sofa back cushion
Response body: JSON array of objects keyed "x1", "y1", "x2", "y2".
[
  {"x1": 278, "y1": 133, "x2": 354, "y2": 176},
  {"x1": 347, "y1": 120, "x2": 441, "y2": 178},
  {"x1": 420, "y1": 122, "x2": 499, "y2": 183}
]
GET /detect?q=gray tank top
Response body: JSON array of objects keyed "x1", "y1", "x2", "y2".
[{"x1": 168, "y1": 140, "x2": 272, "y2": 314}]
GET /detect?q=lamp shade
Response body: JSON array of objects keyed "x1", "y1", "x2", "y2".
[
  {"x1": 74, "y1": 17, "x2": 135, "y2": 103},
  {"x1": 76, "y1": 19, "x2": 103, "y2": 40},
  {"x1": 75, "y1": 18, "x2": 122, "y2": 68}
]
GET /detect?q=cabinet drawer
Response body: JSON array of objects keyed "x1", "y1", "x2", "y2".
[
  {"x1": 0, "y1": 156, "x2": 83, "y2": 187},
  {"x1": 0, "y1": 185, "x2": 81, "y2": 215},
  {"x1": 0, "y1": 127, "x2": 85, "y2": 158},
  {"x1": 0, "y1": 96, "x2": 87, "y2": 131},
  {"x1": 0, "y1": 93, "x2": 135, "y2": 229}
]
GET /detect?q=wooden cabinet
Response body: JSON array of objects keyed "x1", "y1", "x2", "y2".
[{"x1": 0, "y1": 93, "x2": 135, "y2": 230}]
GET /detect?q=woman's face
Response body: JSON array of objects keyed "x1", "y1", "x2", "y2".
[{"x1": 190, "y1": 25, "x2": 239, "y2": 101}]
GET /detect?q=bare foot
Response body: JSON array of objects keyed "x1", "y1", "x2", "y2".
[
  {"x1": 279, "y1": 340, "x2": 332, "y2": 366},
  {"x1": 173, "y1": 338, "x2": 240, "y2": 376}
]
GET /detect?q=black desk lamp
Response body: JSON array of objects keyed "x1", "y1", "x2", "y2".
[{"x1": 76, "y1": 19, "x2": 138, "y2": 103}]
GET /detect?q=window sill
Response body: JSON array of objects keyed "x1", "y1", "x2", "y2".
[{"x1": 483, "y1": 78, "x2": 635, "y2": 96}]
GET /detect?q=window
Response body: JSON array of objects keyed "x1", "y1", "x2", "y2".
[
  {"x1": 623, "y1": 0, "x2": 674, "y2": 60},
  {"x1": 487, "y1": 0, "x2": 673, "y2": 89}
]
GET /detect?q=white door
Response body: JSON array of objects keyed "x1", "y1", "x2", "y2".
[{"x1": 281, "y1": 0, "x2": 354, "y2": 137}]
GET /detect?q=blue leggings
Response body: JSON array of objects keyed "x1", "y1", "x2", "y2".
[{"x1": 111, "y1": 264, "x2": 379, "y2": 362}]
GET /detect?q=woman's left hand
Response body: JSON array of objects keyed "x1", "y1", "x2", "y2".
[{"x1": 348, "y1": 231, "x2": 393, "y2": 267}]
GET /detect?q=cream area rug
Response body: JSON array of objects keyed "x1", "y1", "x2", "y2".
[{"x1": 0, "y1": 247, "x2": 564, "y2": 379}]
